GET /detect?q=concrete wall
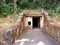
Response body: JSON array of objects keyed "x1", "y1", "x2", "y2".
[
  {"x1": 24, "y1": 16, "x2": 44, "y2": 30},
  {"x1": 24, "y1": 17, "x2": 32, "y2": 29},
  {"x1": 24, "y1": 10, "x2": 44, "y2": 30},
  {"x1": 40, "y1": 16, "x2": 44, "y2": 28},
  {"x1": 0, "y1": 12, "x2": 24, "y2": 45},
  {"x1": 42, "y1": 10, "x2": 60, "y2": 44}
]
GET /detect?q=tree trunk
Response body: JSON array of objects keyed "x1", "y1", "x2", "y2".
[
  {"x1": 14, "y1": 0, "x2": 17, "y2": 8},
  {"x1": 14, "y1": 0, "x2": 17, "y2": 14}
]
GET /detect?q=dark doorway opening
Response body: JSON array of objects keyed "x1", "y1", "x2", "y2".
[{"x1": 33, "y1": 17, "x2": 40, "y2": 28}]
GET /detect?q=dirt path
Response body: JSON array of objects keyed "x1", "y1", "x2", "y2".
[{"x1": 13, "y1": 29, "x2": 59, "y2": 45}]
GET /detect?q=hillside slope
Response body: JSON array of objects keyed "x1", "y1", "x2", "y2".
[{"x1": 52, "y1": 13, "x2": 60, "y2": 25}]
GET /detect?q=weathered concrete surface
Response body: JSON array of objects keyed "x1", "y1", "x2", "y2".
[
  {"x1": 42, "y1": 10, "x2": 60, "y2": 43},
  {"x1": 13, "y1": 29, "x2": 59, "y2": 45},
  {"x1": 0, "y1": 12, "x2": 24, "y2": 45}
]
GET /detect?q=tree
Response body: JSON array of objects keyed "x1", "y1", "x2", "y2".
[
  {"x1": 14, "y1": 0, "x2": 17, "y2": 14},
  {"x1": 14, "y1": 0, "x2": 17, "y2": 8}
]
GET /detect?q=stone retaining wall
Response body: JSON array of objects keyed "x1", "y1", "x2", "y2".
[
  {"x1": 0, "y1": 12, "x2": 24, "y2": 45},
  {"x1": 42, "y1": 10, "x2": 60, "y2": 44}
]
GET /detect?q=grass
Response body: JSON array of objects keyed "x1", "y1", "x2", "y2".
[
  {"x1": 0, "y1": 23, "x2": 12, "y2": 29},
  {"x1": 0, "y1": 13, "x2": 19, "y2": 30},
  {"x1": 52, "y1": 13, "x2": 60, "y2": 25},
  {"x1": 9, "y1": 14, "x2": 19, "y2": 23}
]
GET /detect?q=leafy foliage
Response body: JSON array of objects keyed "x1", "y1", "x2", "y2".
[
  {"x1": 0, "y1": 0, "x2": 60, "y2": 17},
  {"x1": 0, "y1": 1, "x2": 14, "y2": 17}
]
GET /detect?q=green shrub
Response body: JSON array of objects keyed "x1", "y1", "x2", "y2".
[
  {"x1": 49, "y1": 10, "x2": 57, "y2": 17},
  {"x1": 0, "y1": 1, "x2": 14, "y2": 17}
]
